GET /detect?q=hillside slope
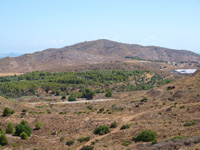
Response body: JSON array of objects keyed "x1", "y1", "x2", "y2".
[{"x1": 0, "y1": 39, "x2": 199, "y2": 73}]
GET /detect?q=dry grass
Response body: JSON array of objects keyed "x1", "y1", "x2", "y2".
[
  {"x1": 0, "y1": 70, "x2": 199, "y2": 150},
  {"x1": 0, "y1": 73, "x2": 23, "y2": 77}
]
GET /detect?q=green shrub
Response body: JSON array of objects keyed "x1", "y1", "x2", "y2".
[
  {"x1": 80, "y1": 145, "x2": 94, "y2": 150},
  {"x1": 183, "y1": 121, "x2": 196, "y2": 127},
  {"x1": 0, "y1": 128, "x2": 5, "y2": 134},
  {"x1": 22, "y1": 109, "x2": 27, "y2": 112},
  {"x1": 97, "y1": 108, "x2": 105, "y2": 113},
  {"x1": 6, "y1": 122, "x2": 15, "y2": 134},
  {"x1": 136, "y1": 130, "x2": 157, "y2": 142},
  {"x1": 21, "y1": 120, "x2": 28, "y2": 125},
  {"x1": 140, "y1": 97, "x2": 148, "y2": 102},
  {"x1": 122, "y1": 140, "x2": 132, "y2": 146},
  {"x1": 94, "y1": 125, "x2": 110, "y2": 135},
  {"x1": 120, "y1": 124, "x2": 130, "y2": 130},
  {"x1": 68, "y1": 94, "x2": 76, "y2": 101},
  {"x1": 66, "y1": 140, "x2": 74, "y2": 146},
  {"x1": 61, "y1": 95, "x2": 66, "y2": 100},
  {"x1": 87, "y1": 105, "x2": 93, "y2": 110},
  {"x1": 171, "y1": 136, "x2": 187, "y2": 141},
  {"x1": 60, "y1": 137, "x2": 64, "y2": 142},
  {"x1": 35, "y1": 121, "x2": 43, "y2": 130},
  {"x1": 20, "y1": 132, "x2": 28, "y2": 139},
  {"x1": 151, "y1": 139, "x2": 158, "y2": 145},
  {"x1": 83, "y1": 89, "x2": 95, "y2": 100},
  {"x1": 91, "y1": 141, "x2": 96, "y2": 145},
  {"x1": 15, "y1": 124, "x2": 32, "y2": 137},
  {"x1": 110, "y1": 121, "x2": 117, "y2": 128},
  {"x1": 105, "y1": 90, "x2": 112, "y2": 97},
  {"x1": 0, "y1": 134, "x2": 9, "y2": 146},
  {"x1": 3, "y1": 107, "x2": 13, "y2": 117},
  {"x1": 180, "y1": 106, "x2": 185, "y2": 109},
  {"x1": 78, "y1": 136, "x2": 90, "y2": 142},
  {"x1": 13, "y1": 142, "x2": 20, "y2": 147}
]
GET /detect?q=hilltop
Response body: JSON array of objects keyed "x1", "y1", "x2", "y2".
[{"x1": 0, "y1": 39, "x2": 199, "y2": 73}]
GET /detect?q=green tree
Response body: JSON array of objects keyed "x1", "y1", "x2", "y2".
[
  {"x1": 105, "y1": 90, "x2": 112, "y2": 97},
  {"x1": 3, "y1": 107, "x2": 12, "y2": 117},
  {"x1": 84, "y1": 89, "x2": 95, "y2": 100},
  {"x1": 15, "y1": 124, "x2": 32, "y2": 137},
  {"x1": 68, "y1": 94, "x2": 76, "y2": 101},
  {"x1": 6, "y1": 122, "x2": 15, "y2": 134},
  {"x1": 20, "y1": 132, "x2": 28, "y2": 139}
]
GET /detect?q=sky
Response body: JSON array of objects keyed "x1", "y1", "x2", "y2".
[{"x1": 0, "y1": 0, "x2": 200, "y2": 54}]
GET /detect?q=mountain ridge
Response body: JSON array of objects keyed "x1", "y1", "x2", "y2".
[{"x1": 0, "y1": 39, "x2": 199, "y2": 73}]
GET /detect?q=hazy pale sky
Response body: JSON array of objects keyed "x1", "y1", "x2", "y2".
[{"x1": 0, "y1": 0, "x2": 200, "y2": 54}]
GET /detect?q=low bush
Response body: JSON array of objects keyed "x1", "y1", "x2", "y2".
[
  {"x1": 87, "y1": 105, "x2": 93, "y2": 110},
  {"x1": 110, "y1": 121, "x2": 117, "y2": 128},
  {"x1": 80, "y1": 145, "x2": 94, "y2": 150},
  {"x1": 105, "y1": 90, "x2": 112, "y2": 97},
  {"x1": 122, "y1": 140, "x2": 132, "y2": 146},
  {"x1": 60, "y1": 137, "x2": 64, "y2": 142},
  {"x1": 22, "y1": 109, "x2": 27, "y2": 112},
  {"x1": 180, "y1": 106, "x2": 185, "y2": 109},
  {"x1": 66, "y1": 140, "x2": 74, "y2": 146},
  {"x1": 21, "y1": 120, "x2": 28, "y2": 125},
  {"x1": 0, "y1": 128, "x2": 5, "y2": 134},
  {"x1": 61, "y1": 95, "x2": 66, "y2": 100},
  {"x1": 140, "y1": 97, "x2": 148, "y2": 102},
  {"x1": 20, "y1": 132, "x2": 28, "y2": 139},
  {"x1": 135, "y1": 130, "x2": 157, "y2": 142},
  {"x1": 15, "y1": 124, "x2": 32, "y2": 137},
  {"x1": 120, "y1": 124, "x2": 130, "y2": 130},
  {"x1": 6, "y1": 122, "x2": 15, "y2": 134},
  {"x1": 0, "y1": 134, "x2": 9, "y2": 146},
  {"x1": 184, "y1": 121, "x2": 196, "y2": 127},
  {"x1": 171, "y1": 136, "x2": 187, "y2": 141},
  {"x1": 35, "y1": 121, "x2": 43, "y2": 130},
  {"x1": 151, "y1": 139, "x2": 158, "y2": 145},
  {"x1": 97, "y1": 108, "x2": 104, "y2": 113},
  {"x1": 78, "y1": 136, "x2": 90, "y2": 142},
  {"x1": 68, "y1": 94, "x2": 76, "y2": 101},
  {"x1": 3, "y1": 107, "x2": 14, "y2": 117},
  {"x1": 94, "y1": 125, "x2": 110, "y2": 135}
]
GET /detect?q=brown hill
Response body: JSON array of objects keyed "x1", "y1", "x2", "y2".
[{"x1": 0, "y1": 39, "x2": 199, "y2": 73}]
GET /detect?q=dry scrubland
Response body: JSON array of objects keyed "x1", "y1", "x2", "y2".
[{"x1": 0, "y1": 70, "x2": 199, "y2": 150}]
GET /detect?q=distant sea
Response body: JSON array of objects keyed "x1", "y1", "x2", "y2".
[{"x1": 0, "y1": 53, "x2": 22, "y2": 59}]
